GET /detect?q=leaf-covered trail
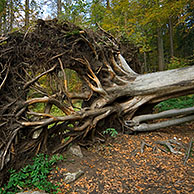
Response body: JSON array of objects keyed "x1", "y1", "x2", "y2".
[{"x1": 49, "y1": 123, "x2": 194, "y2": 194}]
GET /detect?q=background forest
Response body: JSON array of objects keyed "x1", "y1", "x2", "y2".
[{"x1": 0, "y1": 0, "x2": 194, "y2": 73}]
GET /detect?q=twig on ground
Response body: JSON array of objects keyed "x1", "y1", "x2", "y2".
[
  {"x1": 184, "y1": 137, "x2": 193, "y2": 165},
  {"x1": 131, "y1": 148, "x2": 139, "y2": 156},
  {"x1": 140, "y1": 141, "x2": 152, "y2": 154},
  {"x1": 156, "y1": 140, "x2": 182, "y2": 154}
]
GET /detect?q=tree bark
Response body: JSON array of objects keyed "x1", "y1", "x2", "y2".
[
  {"x1": 131, "y1": 115, "x2": 194, "y2": 132},
  {"x1": 169, "y1": 16, "x2": 174, "y2": 58},
  {"x1": 128, "y1": 107, "x2": 194, "y2": 131},
  {"x1": 9, "y1": 0, "x2": 14, "y2": 31},
  {"x1": 106, "y1": 0, "x2": 110, "y2": 9},
  {"x1": 1, "y1": 0, "x2": 8, "y2": 34},
  {"x1": 57, "y1": 0, "x2": 62, "y2": 18},
  {"x1": 0, "y1": 16, "x2": 2, "y2": 33},
  {"x1": 157, "y1": 27, "x2": 165, "y2": 71},
  {"x1": 25, "y1": 0, "x2": 29, "y2": 27},
  {"x1": 143, "y1": 52, "x2": 147, "y2": 73}
]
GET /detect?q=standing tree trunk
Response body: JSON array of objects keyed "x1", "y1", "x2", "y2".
[
  {"x1": 9, "y1": 0, "x2": 14, "y2": 31},
  {"x1": 143, "y1": 52, "x2": 147, "y2": 73},
  {"x1": 157, "y1": 27, "x2": 165, "y2": 71},
  {"x1": 57, "y1": 0, "x2": 62, "y2": 18},
  {"x1": 1, "y1": 0, "x2": 8, "y2": 34},
  {"x1": 0, "y1": 16, "x2": 2, "y2": 33},
  {"x1": 169, "y1": 16, "x2": 174, "y2": 58},
  {"x1": 106, "y1": 0, "x2": 110, "y2": 9},
  {"x1": 25, "y1": 0, "x2": 29, "y2": 27}
]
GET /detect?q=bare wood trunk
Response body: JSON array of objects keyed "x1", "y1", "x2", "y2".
[
  {"x1": 128, "y1": 107, "x2": 194, "y2": 131},
  {"x1": 131, "y1": 115, "x2": 194, "y2": 132},
  {"x1": 106, "y1": 64, "x2": 194, "y2": 104}
]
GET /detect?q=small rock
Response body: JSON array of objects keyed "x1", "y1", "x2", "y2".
[
  {"x1": 32, "y1": 129, "x2": 43, "y2": 139},
  {"x1": 69, "y1": 144, "x2": 83, "y2": 158},
  {"x1": 64, "y1": 170, "x2": 84, "y2": 183}
]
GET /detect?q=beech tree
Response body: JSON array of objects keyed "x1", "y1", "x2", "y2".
[
  {"x1": 25, "y1": 0, "x2": 30, "y2": 27},
  {"x1": 57, "y1": 0, "x2": 62, "y2": 17}
]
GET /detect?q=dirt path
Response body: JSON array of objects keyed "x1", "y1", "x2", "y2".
[{"x1": 49, "y1": 123, "x2": 194, "y2": 194}]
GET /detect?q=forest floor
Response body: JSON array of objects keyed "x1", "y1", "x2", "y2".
[{"x1": 49, "y1": 122, "x2": 194, "y2": 194}]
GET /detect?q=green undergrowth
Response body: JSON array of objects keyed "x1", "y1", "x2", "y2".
[
  {"x1": 0, "y1": 154, "x2": 65, "y2": 194},
  {"x1": 30, "y1": 101, "x2": 82, "y2": 117},
  {"x1": 103, "y1": 128, "x2": 118, "y2": 138},
  {"x1": 167, "y1": 56, "x2": 191, "y2": 70},
  {"x1": 154, "y1": 95, "x2": 194, "y2": 112}
]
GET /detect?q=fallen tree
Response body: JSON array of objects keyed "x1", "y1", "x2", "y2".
[{"x1": 0, "y1": 19, "x2": 194, "y2": 182}]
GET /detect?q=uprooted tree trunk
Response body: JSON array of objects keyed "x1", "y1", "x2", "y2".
[{"x1": 0, "y1": 19, "x2": 194, "y2": 182}]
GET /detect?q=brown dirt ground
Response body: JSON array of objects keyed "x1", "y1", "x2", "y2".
[{"x1": 49, "y1": 122, "x2": 194, "y2": 194}]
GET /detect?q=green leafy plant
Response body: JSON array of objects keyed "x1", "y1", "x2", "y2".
[
  {"x1": 103, "y1": 128, "x2": 118, "y2": 138},
  {"x1": 0, "y1": 153, "x2": 64, "y2": 194},
  {"x1": 154, "y1": 95, "x2": 194, "y2": 112}
]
